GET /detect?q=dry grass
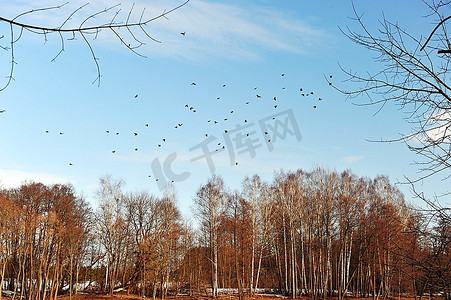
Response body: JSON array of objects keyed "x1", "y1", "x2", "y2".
[{"x1": 57, "y1": 294, "x2": 446, "y2": 300}]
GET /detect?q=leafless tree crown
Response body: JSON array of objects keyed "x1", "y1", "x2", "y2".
[{"x1": 334, "y1": 2, "x2": 451, "y2": 184}]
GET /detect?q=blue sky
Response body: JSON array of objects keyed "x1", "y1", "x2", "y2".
[{"x1": 0, "y1": 0, "x2": 447, "y2": 215}]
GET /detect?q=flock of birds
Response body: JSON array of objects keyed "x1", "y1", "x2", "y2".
[
  {"x1": 35, "y1": 73, "x2": 334, "y2": 178},
  {"x1": 0, "y1": 27, "x2": 336, "y2": 185}
]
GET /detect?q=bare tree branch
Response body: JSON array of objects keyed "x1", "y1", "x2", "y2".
[
  {"x1": 337, "y1": 2, "x2": 451, "y2": 183},
  {"x1": 0, "y1": 0, "x2": 189, "y2": 91}
]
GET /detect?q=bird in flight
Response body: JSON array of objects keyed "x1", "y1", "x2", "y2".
[
  {"x1": 45, "y1": 130, "x2": 49, "y2": 134},
  {"x1": 256, "y1": 94, "x2": 261, "y2": 98},
  {"x1": 134, "y1": 94, "x2": 138, "y2": 98},
  {"x1": 0, "y1": 110, "x2": 5, "y2": 113},
  {"x1": 134, "y1": 132, "x2": 138, "y2": 136},
  {"x1": 191, "y1": 82, "x2": 196, "y2": 86},
  {"x1": 59, "y1": 132, "x2": 64, "y2": 135},
  {"x1": 181, "y1": 31, "x2": 186, "y2": 36}
]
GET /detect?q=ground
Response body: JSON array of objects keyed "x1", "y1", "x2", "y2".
[{"x1": 57, "y1": 294, "x2": 446, "y2": 300}]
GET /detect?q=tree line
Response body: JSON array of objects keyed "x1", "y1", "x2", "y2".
[{"x1": 0, "y1": 168, "x2": 449, "y2": 300}]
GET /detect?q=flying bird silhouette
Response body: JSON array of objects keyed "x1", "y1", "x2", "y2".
[
  {"x1": 0, "y1": 110, "x2": 5, "y2": 113},
  {"x1": 181, "y1": 31, "x2": 186, "y2": 36}
]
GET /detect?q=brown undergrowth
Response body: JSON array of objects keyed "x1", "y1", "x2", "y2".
[{"x1": 57, "y1": 294, "x2": 445, "y2": 300}]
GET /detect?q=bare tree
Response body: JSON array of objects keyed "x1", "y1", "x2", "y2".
[
  {"x1": 337, "y1": 2, "x2": 451, "y2": 296},
  {"x1": 336, "y1": 2, "x2": 451, "y2": 184},
  {"x1": 96, "y1": 175, "x2": 126, "y2": 295},
  {"x1": 0, "y1": 0, "x2": 189, "y2": 91},
  {"x1": 193, "y1": 175, "x2": 228, "y2": 298}
]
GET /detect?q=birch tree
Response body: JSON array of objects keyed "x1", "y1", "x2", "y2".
[{"x1": 193, "y1": 175, "x2": 228, "y2": 298}]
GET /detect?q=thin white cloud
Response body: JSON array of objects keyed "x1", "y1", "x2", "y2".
[
  {"x1": 423, "y1": 110, "x2": 451, "y2": 143},
  {"x1": 2, "y1": 0, "x2": 331, "y2": 61},
  {"x1": 0, "y1": 169, "x2": 75, "y2": 189},
  {"x1": 406, "y1": 110, "x2": 451, "y2": 146},
  {"x1": 341, "y1": 155, "x2": 365, "y2": 163}
]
